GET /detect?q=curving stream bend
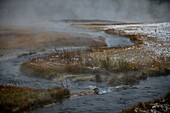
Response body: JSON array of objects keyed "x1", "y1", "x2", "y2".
[{"x1": 0, "y1": 21, "x2": 169, "y2": 113}]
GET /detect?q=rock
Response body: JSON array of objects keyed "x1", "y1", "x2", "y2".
[{"x1": 92, "y1": 88, "x2": 99, "y2": 94}]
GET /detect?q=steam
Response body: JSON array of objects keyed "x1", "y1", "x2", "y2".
[{"x1": 0, "y1": 0, "x2": 170, "y2": 26}]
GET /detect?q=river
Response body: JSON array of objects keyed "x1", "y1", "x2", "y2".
[{"x1": 0, "y1": 20, "x2": 169, "y2": 113}]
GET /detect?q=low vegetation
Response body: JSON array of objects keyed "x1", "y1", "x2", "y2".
[
  {"x1": 122, "y1": 91, "x2": 170, "y2": 113},
  {"x1": 0, "y1": 28, "x2": 102, "y2": 50},
  {"x1": 1, "y1": 22, "x2": 170, "y2": 113},
  {"x1": 0, "y1": 27, "x2": 106, "y2": 61},
  {"x1": 20, "y1": 44, "x2": 169, "y2": 85},
  {"x1": 20, "y1": 48, "x2": 140, "y2": 80},
  {"x1": 95, "y1": 74, "x2": 102, "y2": 82},
  {"x1": 20, "y1": 22, "x2": 170, "y2": 86},
  {"x1": 0, "y1": 85, "x2": 70, "y2": 113}
]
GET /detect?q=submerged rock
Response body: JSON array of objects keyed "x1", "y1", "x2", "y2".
[{"x1": 92, "y1": 87, "x2": 99, "y2": 94}]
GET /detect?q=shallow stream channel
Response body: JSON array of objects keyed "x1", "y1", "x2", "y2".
[
  {"x1": 0, "y1": 20, "x2": 169, "y2": 113},
  {"x1": 0, "y1": 52, "x2": 170, "y2": 113}
]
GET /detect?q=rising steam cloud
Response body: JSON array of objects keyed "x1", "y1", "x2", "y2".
[{"x1": 0, "y1": 0, "x2": 170, "y2": 25}]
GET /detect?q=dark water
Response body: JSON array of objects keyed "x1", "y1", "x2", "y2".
[
  {"x1": 0, "y1": 52, "x2": 59, "y2": 89},
  {"x1": 0, "y1": 48, "x2": 169, "y2": 113},
  {"x1": 32, "y1": 76, "x2": 170, "y2": 113},
  {"x1": 0, "y1": 54, "x2": 170, "y2": 113}
]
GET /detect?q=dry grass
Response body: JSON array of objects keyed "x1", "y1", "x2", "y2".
[
  {"x1": 20, "y1": 22, "x2": 170, "y2": 85},
  {"x1": 20, "y1": 47, "x2": 141, "y2": 80},
  {"x1": 21, "y1": 43, "x2": 169, "y2": 83},
  {"x1": 0, "y1": 27, "x2": 106, "y2": 55},
  {"x1": 0, "y1": 85, "x2": 70, "y2": 113},
  {"x1": 71, "y1": 75, "x2": 95, "y2": 82},
  {"x1": 20, "y1": 49, "x2": 97, "y2": 79}
]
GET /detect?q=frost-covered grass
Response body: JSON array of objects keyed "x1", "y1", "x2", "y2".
[
  {"x1": 122, "y1": 91, "x2": 170, "y2": 113},
  {"x1": 90, "y1": 22, "x2": 170, "y2": 73}
]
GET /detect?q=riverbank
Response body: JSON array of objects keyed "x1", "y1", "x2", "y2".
[
  {"x1": 0, "y1": 85, "x2": 70, "y2": 113},
  {"x1": 0, "y1": 21, "x2": 169, "y2": 113},
  {"x1": 20, "y1": 22, "x2": 170, "y2": 86},
  {"x1": 0, "y1": 25, "x2": 106, "y2": 62},
  {"x1": 32, "y1": 75, "x2": 170, "y2": 113},
  {"x1": 122, "y1": 91, "x2": 170, "y2": 113}
]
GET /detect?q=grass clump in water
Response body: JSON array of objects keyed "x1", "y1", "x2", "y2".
[
  {"x1": 95, "y1": 74, "x2": 102, "y2": 82},
  {"x1": 108, "y1": 74, "x2": 147, "y2": 86}
]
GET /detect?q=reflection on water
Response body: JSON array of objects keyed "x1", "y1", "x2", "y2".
[{"x1": 47, "y1": 21, "x2": 135, "y2": 48}]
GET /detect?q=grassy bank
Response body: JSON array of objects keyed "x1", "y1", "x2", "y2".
[
  {"x1": 0, "y1": 27, "x2": 105, "y2": 50},
  {"x1": 0, "y1": 85, "x2": 70, "y2": 113},
  {"x1": 20, "y1": 45, "x2": 169, "y2": 86},
  {"x1": 122, "y1": 91, "x2": 170, "y2": 113},
  {"x1": 0, "y1": 26, "x2": 106, "y2": 61},
  {"x1": 20, "y1": 48, "x2": 143, "y2": 79},
  {"x1": 20, "y1": 22, "x2": 170, "y2": 86}
]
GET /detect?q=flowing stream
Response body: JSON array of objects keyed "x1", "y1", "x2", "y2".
[
  {"x1": 32, "y1": 76, "x2": 170, "y2": 113},
  {"x1": 0, "y1": 20, "x2": 169, "y2": 113}
]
